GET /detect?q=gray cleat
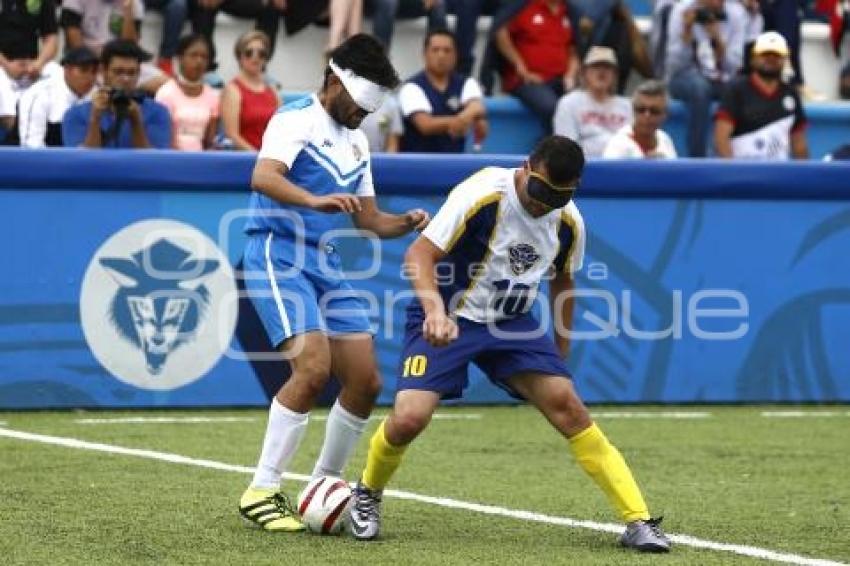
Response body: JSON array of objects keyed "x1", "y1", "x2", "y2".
[
  {"x1": 348, "y1": 482, "x2": 382, "y2": 540},
  {"x1": 620, "y1": 517, "x2": 671, "y2": 552}
]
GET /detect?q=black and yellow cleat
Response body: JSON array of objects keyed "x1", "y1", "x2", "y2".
[{"x1": 238, "y1": 487, "x2": 305, "y2": 532}]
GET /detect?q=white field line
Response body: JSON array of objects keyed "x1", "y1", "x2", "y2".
[
  {"x1": 74, "y1": 413, "x2": 483, "y2": 425},
  {"x1": 591, "y1": 411, "x2": 712, "y2": 419},
  {"x1": 0, "y1": 428, "x2": 845, "y2": 566},
  {"x1": 75, "y1": 416, "x2": 259, "y2": 425},
  {"x1": 314, "y1": 413, "x2": 483, "y2": 422},
  {"x1": 761, "y1": 411, "x2": 850, "y2": 418}
]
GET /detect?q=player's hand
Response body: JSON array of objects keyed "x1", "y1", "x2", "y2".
[
  {"x1": 308, "y1": 193, "x2": 362, "y2": 214},
  {"x1": 422, "y1": 311, "x2": 458, "y2": 347},
  {"x1": 404, "y1": 208, "x2": 430, "y2": 232}
]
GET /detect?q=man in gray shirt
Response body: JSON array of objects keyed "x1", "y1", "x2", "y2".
[{"x1": 665, "y1": 0, "x2": 745, "y2": 157}]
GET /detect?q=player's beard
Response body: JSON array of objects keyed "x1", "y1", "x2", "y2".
[{"x1": 330, "y1": 98, "x2": 359, "y2": 129}]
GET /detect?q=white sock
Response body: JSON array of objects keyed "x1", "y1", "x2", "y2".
[
  {"x1": 311, "y1": 400, "x2": 369, "y2": 479},
  {"x1": 251, "y1": 398, "x2": 309, "y2": 489}
]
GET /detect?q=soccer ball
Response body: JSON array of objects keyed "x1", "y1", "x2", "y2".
[{"x1": 297, "y1": 476, "x2": 353, "y2": 534}]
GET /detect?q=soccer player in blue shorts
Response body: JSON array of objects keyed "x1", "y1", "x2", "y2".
[
  {"x1": 237, "y1": 34, "x2": 430, "y2": 531},
  {"x1": 349, "y1": 135, "x2": 671, "y2": 552}
]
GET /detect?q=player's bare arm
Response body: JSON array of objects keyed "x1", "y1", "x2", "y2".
[
  {"x1": 405, "y1": 236, "x2": 458, "y2": 347},
  {"x1": 251, "y1": 157, "x2": 362, "y2": 213},
  {"x1": 549, "y1": 270, "x2": 576, "y2": 358},
  {"x1": 353, "y1": 197, "x2": 430, "y2": 238}
]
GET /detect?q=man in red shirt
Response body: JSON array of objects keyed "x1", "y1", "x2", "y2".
[{"x1": 495, "y1": 0, "x2": 579, "y2": 131}]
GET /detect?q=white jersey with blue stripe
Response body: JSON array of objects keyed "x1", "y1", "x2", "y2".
[
  {"x1": 245, "y1": 94, "x2": 375, "y2": 244},
  {"x1": 420, "y1": 167, "x2": 586, "y2": 323}
]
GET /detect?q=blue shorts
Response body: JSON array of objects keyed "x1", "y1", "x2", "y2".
[
  {"x1": 243, "y1": 232, "x2": 373, "y2": 348},
  {"x1": 397, "y1": 311, "x2": 571, "y2": 400}
]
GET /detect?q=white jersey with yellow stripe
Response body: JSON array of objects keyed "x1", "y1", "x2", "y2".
[{"x1": 420, "y1": 167, "x2": 586, "y2": 323}]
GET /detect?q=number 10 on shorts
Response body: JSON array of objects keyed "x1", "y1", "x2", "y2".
[{"x1": 402, "y1": 355, "x2": 428, "y2": 377}]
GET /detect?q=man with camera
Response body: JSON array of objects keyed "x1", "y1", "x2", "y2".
[
  {"x1": 664, "y1": 0, "x2": 746, "y2": 157},
  {"x1": 62, "y1": 39, "x2": 171, "y2": 149}
]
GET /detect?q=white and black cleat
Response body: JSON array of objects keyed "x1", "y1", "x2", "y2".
[
  {"x1": 348, "y1": 481, "x2": 382, "y2": 541},
  {"x1": 620, "y1": 517, "x2": 671, "y2": 553}
]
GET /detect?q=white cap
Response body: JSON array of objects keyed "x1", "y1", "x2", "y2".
[
  {"x1": 583, "y1": 46, "x2": 618, "y2": 67},
  {"x1": 328, "y1": 59, "x2": 389, "y2": 113},
  {"x1": 752, "y1": 31, "x2": 789, "y2": 56}
]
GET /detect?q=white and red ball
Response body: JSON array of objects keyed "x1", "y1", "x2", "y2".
[{"x1": 297, "y1": 476, "x2": 353, "y2": 534}]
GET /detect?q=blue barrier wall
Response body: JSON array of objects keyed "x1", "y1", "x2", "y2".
[{"x1": 1, "y1": 149, "x2": 849, "y2": 408}]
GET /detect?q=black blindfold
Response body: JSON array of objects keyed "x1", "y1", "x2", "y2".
[{"x1": 527, "y1": 172, "x2": 577, "y2": 209}]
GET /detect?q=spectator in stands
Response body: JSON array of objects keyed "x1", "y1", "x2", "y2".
[
  {"x1": 714, "y1": 31, "x2": 807, "y2": 159},
  {"x1": 570, "y1": 0, "x2": 652, "y2": 93},
  {"x1": 493, "y1": 0, "x2": 579, "y2": 132},
  {"x1": 665, "y1": 0, "x2": 746, "y2": 157},
  {"x1": 0, "y1": 0, "x2": 59, "y2": 85},
  {"x1": 155, "y1": 34, "x2": 219, "y2": 150},
  {"x1": 220, "y1": 30, "x2": 279, "y2": 151},
  {"x1": 553, "y1": 46, "x2": 631, "y2": 158},
  {"x1": 61, "y1": 0, "x2": 166, "y2": 93},
  {"x1": 328, "y1": 0, "x2": 363, "y2": 54},
  {"x1": 369, "y1": 0, "x2": 448, "y2": 50},
  {"x1": 603, "y1": 79, "x2": 677, "y2": 159},
  {"x1": 0, "y1": 0, "x2": 60, "y2": 141},
  {"x1": 360, "y1": 94, "x2": 402, "y2": 152},
  {"x1": 190, "y1": 0, "x2": 286, "y2": 67},
  {"x1": 144, "y1": 0, "x2": 189, "y2": 76},
  {"x1": 399, "y1": 29, "x2": 487, "y2": 153},
  {"x1": 18, "y1": 47, "x2": 98, "y2": 148},
  {"x1": 62, "y1": 39, "x2": 171, "y2": 149}
]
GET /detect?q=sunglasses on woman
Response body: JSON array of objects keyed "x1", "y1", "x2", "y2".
[{"x1": 242, "y1": 48, "x2": 269, "y2": 60}]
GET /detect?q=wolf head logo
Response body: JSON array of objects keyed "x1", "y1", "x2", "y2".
[
  {"x1": 99, "y1": 238, "x2": 220, "y2": 375},
  {"x1": 509, "y1": 243, "x2": 541, "y2": 275}
]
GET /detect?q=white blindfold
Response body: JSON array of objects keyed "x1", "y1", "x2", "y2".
[{"x1": 329, "y1": 59, "x2": 389, "y2": 113}]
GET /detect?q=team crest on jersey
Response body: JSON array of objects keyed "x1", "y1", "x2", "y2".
[
  {"x1": 508, "y1": 243, "x2": 541, "y2": 275},
  {"x1": 447, "y1": 96, "x2": 460, "y2": 112},
  {"x1": 352, "y1": 143, "x2": 362, "y2": 161},
  {"x1": 80, "y1": 220, "x2": 237, "y2": 391}
]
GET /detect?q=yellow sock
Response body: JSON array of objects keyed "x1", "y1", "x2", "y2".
[
  {"x1": 568, "y1": 423, "x2": 650, "y2": 523},
  {"x1": 361, "y1": 419, "x2": 408, "y2": 491}
]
